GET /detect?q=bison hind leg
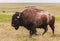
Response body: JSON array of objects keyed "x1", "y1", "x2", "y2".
[
  {"x1": 42, "y1": 25, "x2": 48, "y2": 36},
  {"x1": 49, "y1": 16, "x2": 55, "y2": 35},
  {"x1": 49, "y1": 24, "x2": 55, "y2": 35}
]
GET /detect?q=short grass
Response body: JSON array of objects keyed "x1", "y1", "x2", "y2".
[{"x1": 0, "y1": 14, "x2": 12, "y2": 23}]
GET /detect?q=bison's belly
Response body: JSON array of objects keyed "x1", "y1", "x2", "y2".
[{"x1": 37, "y1": 23, "x2": 48, "y2": 29}]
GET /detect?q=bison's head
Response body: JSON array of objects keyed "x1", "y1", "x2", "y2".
[{"x1": 11, "y1": 12, "x2": 23, "y2": 30}]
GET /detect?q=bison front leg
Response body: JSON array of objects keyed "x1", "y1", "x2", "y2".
[
  {"x1": 29, "y1": 26, "x2": 37, "y2": 37},
  {"x1": 42, "y1": 25, "x2": 48, "y2": 36},
  {"x1": 30, "y1": 29, "x2": 37, "y2": 36}
]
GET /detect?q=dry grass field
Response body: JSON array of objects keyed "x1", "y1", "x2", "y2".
[{"x1": 0, "y1": 3, "x2": 60, "y2": 41}]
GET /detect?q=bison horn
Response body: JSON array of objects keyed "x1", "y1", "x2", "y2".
[
  {"x1": 17, "y1": 16, "x2": 20, "y2": 18},
  {"x1": 17, "y1": 12, "x2": 21, "y2": 18}
]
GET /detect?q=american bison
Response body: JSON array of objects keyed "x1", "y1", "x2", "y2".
[{"x1": 11, "y1": 8, "x2": 55, "y2": 37}]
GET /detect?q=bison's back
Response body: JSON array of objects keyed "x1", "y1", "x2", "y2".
[{"x1": 22, "y1": 8, "x2": 53, "y2": 25}]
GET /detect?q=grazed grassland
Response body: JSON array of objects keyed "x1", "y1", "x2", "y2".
[{"x1": 0, "y1": 3, "x2": 60, "y2": 41}]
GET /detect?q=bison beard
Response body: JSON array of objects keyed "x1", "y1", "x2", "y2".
[{"x1": 11, "y1": 8, "x2": 55, "y2": 37}]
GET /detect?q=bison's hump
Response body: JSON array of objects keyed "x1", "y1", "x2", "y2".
[{"x1": 22, "y1": 8, "x2": 53, "y2": 24}]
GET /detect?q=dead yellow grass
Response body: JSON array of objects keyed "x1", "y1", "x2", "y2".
[{"x1": 0, "y1": 21, "x2": 60, "y2": 41}]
